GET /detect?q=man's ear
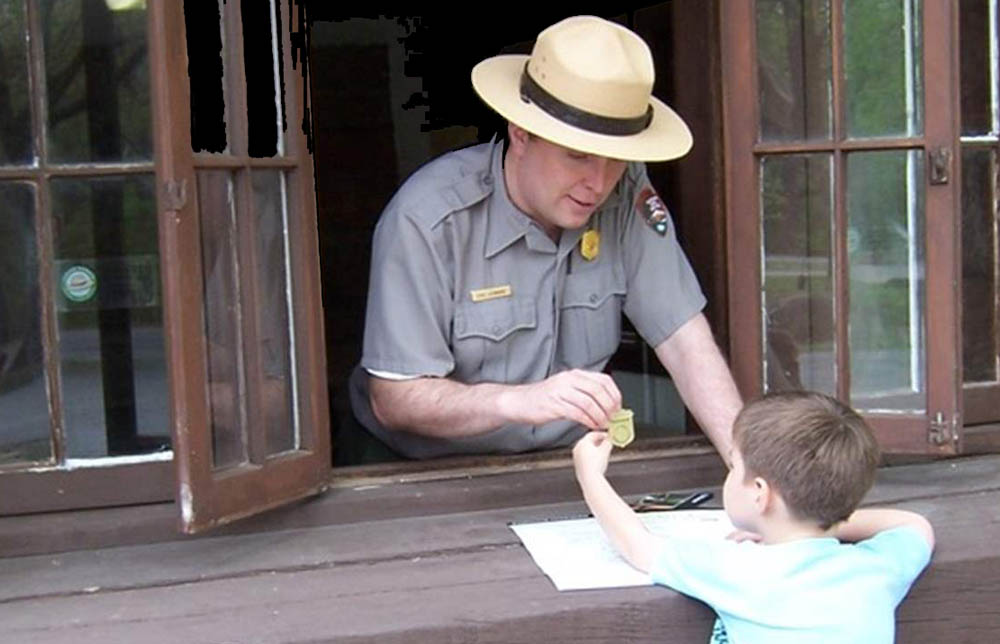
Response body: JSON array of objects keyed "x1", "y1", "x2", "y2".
[{"x1": 507, "y1": 122, "x2": 530, "y2": 153}]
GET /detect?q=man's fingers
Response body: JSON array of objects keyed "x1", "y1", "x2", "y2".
[
  {"x1": 555, "y1": 390, "x2": 606, "y2": 429},
  {"x1": 526, "y1": 370, "x2": 624, "y2": 428},
  {"x1": 558, "y1": 380, "x2": 622, "y2": 429},
  {"x1": 558, "y1": 371, "x2": 621, "y2": 426},
  {"x1": 570, "y1": 369, "x2": 622, "y2": 411}
]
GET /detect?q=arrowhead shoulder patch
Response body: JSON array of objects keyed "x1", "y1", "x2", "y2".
[{"x1": 636, "y1": 187, "x2": 670, "y2": 236}]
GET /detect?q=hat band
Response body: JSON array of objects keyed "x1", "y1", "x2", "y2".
[{"x1": 519, "y1": 64, "x2": 653, "y2": 137}]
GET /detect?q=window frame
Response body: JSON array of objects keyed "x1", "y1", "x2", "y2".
[
  {"x1": 153, "y1": 0, "x2": 330, "y2": 533},
  {"x1": 959, "y1": 0, "x2": 1000, "y2": 427},
  {"x1": 721, "y1": 0, "x2": 964, "y2": 454},
  {"x1": 0, "y1": 0, "x2": 176, "y2": 514}
]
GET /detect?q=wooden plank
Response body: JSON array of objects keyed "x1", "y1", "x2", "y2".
[
  {"x1": 2, "y1": 455, "x2": 997, "y2": 602},
  {"x1": 1, "y1": 490, "x2": 998, "y2": 643},
  {"x1": 1, "y1": 456, "x2": 999, "y2": 643},
  {"x1": 0, "y1": 450, "x2": 727, "y2": 557},
  {"x1": 0, "y1": 459, "x2": 173, "y2": 515}
]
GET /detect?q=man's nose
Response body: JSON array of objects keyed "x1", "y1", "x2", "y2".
[{"x1": 583, "y1": 158, "x2": 613, "y2": 191}]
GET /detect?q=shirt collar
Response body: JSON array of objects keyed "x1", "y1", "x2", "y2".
[
  {"x1": 484, "y1": 141, "x2": 537, "y2": 258},
  {"x1": 482, "y1": 140, "x2": 618, "y2": 259}
]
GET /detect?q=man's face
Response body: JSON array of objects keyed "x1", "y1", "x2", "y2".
[{"x1": 505, "y1": 126, "x2": 627, "y2": 237}]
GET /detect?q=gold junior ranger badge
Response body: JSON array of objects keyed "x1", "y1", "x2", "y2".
[
  {"x1": 636, "y1": 187, "x2": 669, "y2": 236},
  {"x1": 608, "y1": 408, "x2": 635, "y2": 448},
  {"x1": 580, "y1": 229, "x2": 600, "y2": 261}
]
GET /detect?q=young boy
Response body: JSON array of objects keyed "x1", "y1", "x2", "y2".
[{"x1": 574, "y1": 391, "x2": 934, "y2": 643}]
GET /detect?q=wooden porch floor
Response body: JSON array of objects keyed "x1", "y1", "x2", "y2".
[{"x1": 1, "y1": 454, "x2": 999, "y2": 643}]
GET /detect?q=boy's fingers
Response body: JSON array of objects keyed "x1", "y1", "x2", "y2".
[{"x1": 725, "y1": 529, "x2": 763, "y2": 543}]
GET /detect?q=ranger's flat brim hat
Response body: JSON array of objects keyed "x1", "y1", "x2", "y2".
[{"x1": 471, "y1": 15, "x2": 692, "y2": 162}]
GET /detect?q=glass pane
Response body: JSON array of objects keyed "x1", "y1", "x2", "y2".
[
  {"x1": 0, "y1": 182, "x2": 51, "y2": 465},
  {"x1": 846, "y1": 150, "x2": 926, "y2": 413},
  {"x1": 251, "y1": 170, "x2": 296, "y2": 454},
  {"x1": 959, "y1": 0, "x2": 994, "y2": 136},
  {"x1": 0, "y1": 1, "x2": 34, "y2": 165},
  {"x1": 41, "y1": 0, "x2": 152, "y2": 163},
  {"x1": 755, "y1": 0, "x2": 833, "y2": 141},
  {"x1": 606, "y1": 323, "x2": 687, "y2": 439},
  {"x1": 184, "y1": 0, "x2": 228, "y2": 153},
  {"x1": 242, "y1": 0, "x2": 284, "y2": 157},
  {"x1": 844, "y1": 0, "x2": 923, "y2": 139},
  {"x1": 51, "y1": 175, "x2": 169, "y2": 457},
  {"x1": 760, "y1": 154, "x2": 836, "y2": 395},
  {"x1": 197, "y1": 170, "x2": 246, "y2": 469},
  {"x1": 961, "y1": 146, "x2": 998, "y2": 383}
]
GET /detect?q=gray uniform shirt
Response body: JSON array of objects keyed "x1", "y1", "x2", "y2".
[{"x1": 350, "y1": 140, "x2": 706, "y2": 458}]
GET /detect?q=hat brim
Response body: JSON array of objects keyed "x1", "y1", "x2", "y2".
[{"x1": 472, "y1": 55, "x2": 692, "y2": 162}]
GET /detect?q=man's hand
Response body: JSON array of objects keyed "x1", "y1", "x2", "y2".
[
  {"x1": 573, "y1": 431, "x2": 613, "y2": 480},
  {"x1": 508, "y1": 369, "x2": 622, "y2": 431}
]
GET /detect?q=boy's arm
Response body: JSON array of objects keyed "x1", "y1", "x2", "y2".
[
  {"x1": 830, "y1": 508, "x2": 935, "y2": 549},
  {"x1": 573, "y1": 434, "x2": 660, "y2": 573}
]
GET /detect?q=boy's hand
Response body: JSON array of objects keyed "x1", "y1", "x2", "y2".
[
  {"x1": 726, "y1": 529, "x2": 763, "y2": 543},
  {"x1": 573, "y1": 431, "x2": 613, "y2": 478}
]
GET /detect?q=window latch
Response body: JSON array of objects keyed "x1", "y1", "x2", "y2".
[
  {"x1": 929, "y1": 411, "x2": 957, "y2": 446},
  {"x1": 928, "y1": 147, "x2": 951, "y2": 185},
  {"x1": 163, "y1": 179, "x2": 188, "y2": 211}
]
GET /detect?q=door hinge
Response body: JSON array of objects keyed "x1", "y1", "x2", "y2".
[
  {"x1": 163, "y1": 179, "x2": 188, "y2": 211},
  {"x1": 928, "y1": 411, "x2": 957, "y2": 446}
]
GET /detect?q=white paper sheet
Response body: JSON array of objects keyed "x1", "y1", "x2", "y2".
[{"x1": 510, "y1": 510, "x2": 735, "y2": 591}]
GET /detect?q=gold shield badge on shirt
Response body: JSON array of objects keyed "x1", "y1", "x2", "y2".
[{"x1": 581, "y1": 229, "x2": 600, "y2": 261}]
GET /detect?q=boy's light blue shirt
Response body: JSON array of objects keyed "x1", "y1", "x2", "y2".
[{"x1": 650, "y1": 526, "x2": 932, "y2": 643}]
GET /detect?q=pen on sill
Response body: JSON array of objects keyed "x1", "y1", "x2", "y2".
[{"x1": 674, "y1": 491, "x2": 713, "y2": 509}]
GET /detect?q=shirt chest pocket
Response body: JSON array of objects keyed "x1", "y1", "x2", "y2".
[
  {"x1": 453, "y1": 297, "x2": 537, "y2": 383},
  {"x1": 558, "y1": 266, "x2": 626, "y2": 369}
]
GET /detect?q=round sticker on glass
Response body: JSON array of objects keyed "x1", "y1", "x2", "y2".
[{"x1": 61, "y1": 266, "x2": 97, "y2": 303}]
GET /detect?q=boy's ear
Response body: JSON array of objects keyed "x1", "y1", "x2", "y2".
[{"x1": 752, "y1": 476, "x2": 773, "y2": 514}]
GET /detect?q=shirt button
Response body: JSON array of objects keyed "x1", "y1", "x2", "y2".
[
  {"x1": 589, "y1": 294, "x2": 599, "y2": 303},
  {"x1": 483, "y1": 174, "x2": 493, "y2": 186}
]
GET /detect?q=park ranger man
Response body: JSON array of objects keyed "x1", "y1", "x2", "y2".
[{"x1": 344, "y1": 15, "x2": 742, "y2": 462}]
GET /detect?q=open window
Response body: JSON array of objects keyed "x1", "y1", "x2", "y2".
[
  {"x1": 155, "y1": 0, "x2": 330, "y2": 532},
  {"x1": 8, "y1": 1, "x2": 998, "y2": 535},
  {"x1": 311, "y1": 6, "x2": 728, "y2": 470}
]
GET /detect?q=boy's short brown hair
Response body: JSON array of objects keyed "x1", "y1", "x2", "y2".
[{"x1": 733, "y1": 391, "x2": 880, "y2": 529}]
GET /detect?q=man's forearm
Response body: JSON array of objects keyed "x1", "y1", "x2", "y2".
[
  {"x1": 369, "y1": 368, "x2": 623, "y2": 439},
  {"x1": 655, "y1": 314, "x2": 742, "y2": 464},
  {"x1": 370, "y1": 376, "x2": 524, "y2": 438}
]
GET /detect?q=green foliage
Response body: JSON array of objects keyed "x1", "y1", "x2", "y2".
[{"x1": 843, "y1": 0, "x2": 923, "y2": 137}]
